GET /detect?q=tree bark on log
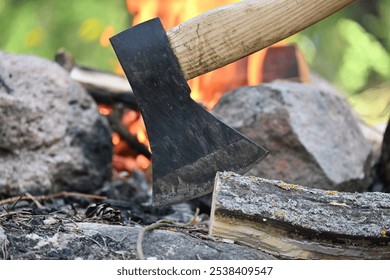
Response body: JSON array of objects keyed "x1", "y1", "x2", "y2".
[{"x1": 210, "y1": 172, "x2": 390, "y2": 259}]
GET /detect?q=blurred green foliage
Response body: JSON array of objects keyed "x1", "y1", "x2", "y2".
[
  {"x1": 291, "y1": 0, "x2": 390, "y2": 125},
  {"x1": 0, "y1": 0, "x2": 389, "y2": 124},
  {"x1": 292, "y1": 0, "x2": 390, "y2": 95},
  {"x1": 0, "y1": 0, "x2": 130, "y2": 70}
]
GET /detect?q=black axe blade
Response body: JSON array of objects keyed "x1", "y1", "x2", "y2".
[{"x1": 110, "y1": 18, "x2": 268, "y2": 206}]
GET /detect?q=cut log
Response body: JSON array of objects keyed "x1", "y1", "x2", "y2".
[{"x1": 210, "y1": 172, "x2": 390, "y2": 259}]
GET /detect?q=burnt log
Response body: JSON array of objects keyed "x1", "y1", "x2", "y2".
[
  {"x1": 210, "y1": 172, "x2": 390, "y2": 259},
  {"x1": 85, "y1": 86, "x2": 138, "y2": 111}
]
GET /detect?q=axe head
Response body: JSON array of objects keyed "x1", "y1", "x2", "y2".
[{"x1": 110, "y1": 18, "x2": 268, "y2": 206}]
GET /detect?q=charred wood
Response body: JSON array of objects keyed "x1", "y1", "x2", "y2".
[{"x1": 85, "y1": 86, "x2": 138, "y2": 111}]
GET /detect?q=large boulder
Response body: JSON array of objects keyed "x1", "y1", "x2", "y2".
[
  {"x1": 212, "y1": 78, "x2": 373, "y2": 192},
  {"x1": 0, "y1": 51, "x2": 112, "y2": 195}
]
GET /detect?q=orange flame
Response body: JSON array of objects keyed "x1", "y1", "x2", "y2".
[
  {"x1": 98, "y1": 105, "x2": 112, "y2": 115},
  {"x1": 100, "y1": 25, "x2": 116, "y2": 47},
  {"x1": 126, "y1": 0, "x2": 273, "y2": 110},
  {"x1": 123, "y1": 110, "x2": 150, "y2": 151},
  {"x1": 112, "y1": 133, "x2": 121, "y2": 145}
]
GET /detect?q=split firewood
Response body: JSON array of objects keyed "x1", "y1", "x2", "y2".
[
  {"x1": 210, "y1": 172, "x2": 390, "y2": 259},
  {"x1": 54, "y1": 49, "x2": 139, "y2": 110}
]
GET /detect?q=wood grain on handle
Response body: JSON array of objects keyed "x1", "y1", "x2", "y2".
[{"x1": 166, "y1": 0, "x2": 356, "y2": 80}]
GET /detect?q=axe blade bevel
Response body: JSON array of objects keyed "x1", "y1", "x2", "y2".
[{"x1": 110, "y1": 18, "x2": 268, "y2": 206}]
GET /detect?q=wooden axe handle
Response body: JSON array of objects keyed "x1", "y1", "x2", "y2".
[{"x1": 166, "y1": 0, "x2": 356, "y2": 81}]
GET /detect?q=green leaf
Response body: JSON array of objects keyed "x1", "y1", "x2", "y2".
[{"x1": 336, "y1": 19, "x2": 390, "y2": 93}]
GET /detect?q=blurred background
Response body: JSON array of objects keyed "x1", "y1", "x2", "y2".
[{"x1": 0, "y1": 0, "x2": 389, "y2": 127}]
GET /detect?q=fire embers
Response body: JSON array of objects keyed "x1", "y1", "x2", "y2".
[{"x1": 85, "y1": 203, "x2": 122, "y2": 224}]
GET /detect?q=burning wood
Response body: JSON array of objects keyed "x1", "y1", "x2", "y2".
[{"x1": 106, "y1": 107, "x2": 151, "y2": 161}]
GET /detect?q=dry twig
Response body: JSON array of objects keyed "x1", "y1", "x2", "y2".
[
  {"x1": 25, "y1": 193, "x2": 44, "y2": 209},
  {"x1": 136, "y1": 208, "x2": 200, "y2": 260},
  {"x1": 0, "y1": 192, "x2": 107, "y2": 206},
  {"x1": 4, "y1": 194, "x2": 24, "y2": 213}
]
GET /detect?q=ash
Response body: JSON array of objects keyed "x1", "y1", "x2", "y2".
[{"x1": 0, "y1": 170, "x2": 211, "y2": 260}]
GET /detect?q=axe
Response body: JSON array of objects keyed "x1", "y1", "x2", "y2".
[{"x1": 110, "y1": 0, "x2": 356, "y2": 206}]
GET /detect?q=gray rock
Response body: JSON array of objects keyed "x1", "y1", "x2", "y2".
[
  {"x1": 142, "y1": 228, "x2": 273, "y2": 260},
  {"x1": 1, "y1": 221, "x2": 275, "y2": 260},
  {"x1": 0, "y1": 51, "x2": 112, "y2": 195},
  {"x1": 211, "y1": 79, "x2": 372, "y2": 191}
]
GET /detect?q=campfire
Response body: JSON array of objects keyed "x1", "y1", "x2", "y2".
[
  {"x1": 101, "y1": 0, "x2": 293, "y2": 175},
  {"x1": 127, "y1": 0, "x2": 268, "y2": 108},
  {"x1": 1, "y1": 0, "x2": 389, "y2": 261}
]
